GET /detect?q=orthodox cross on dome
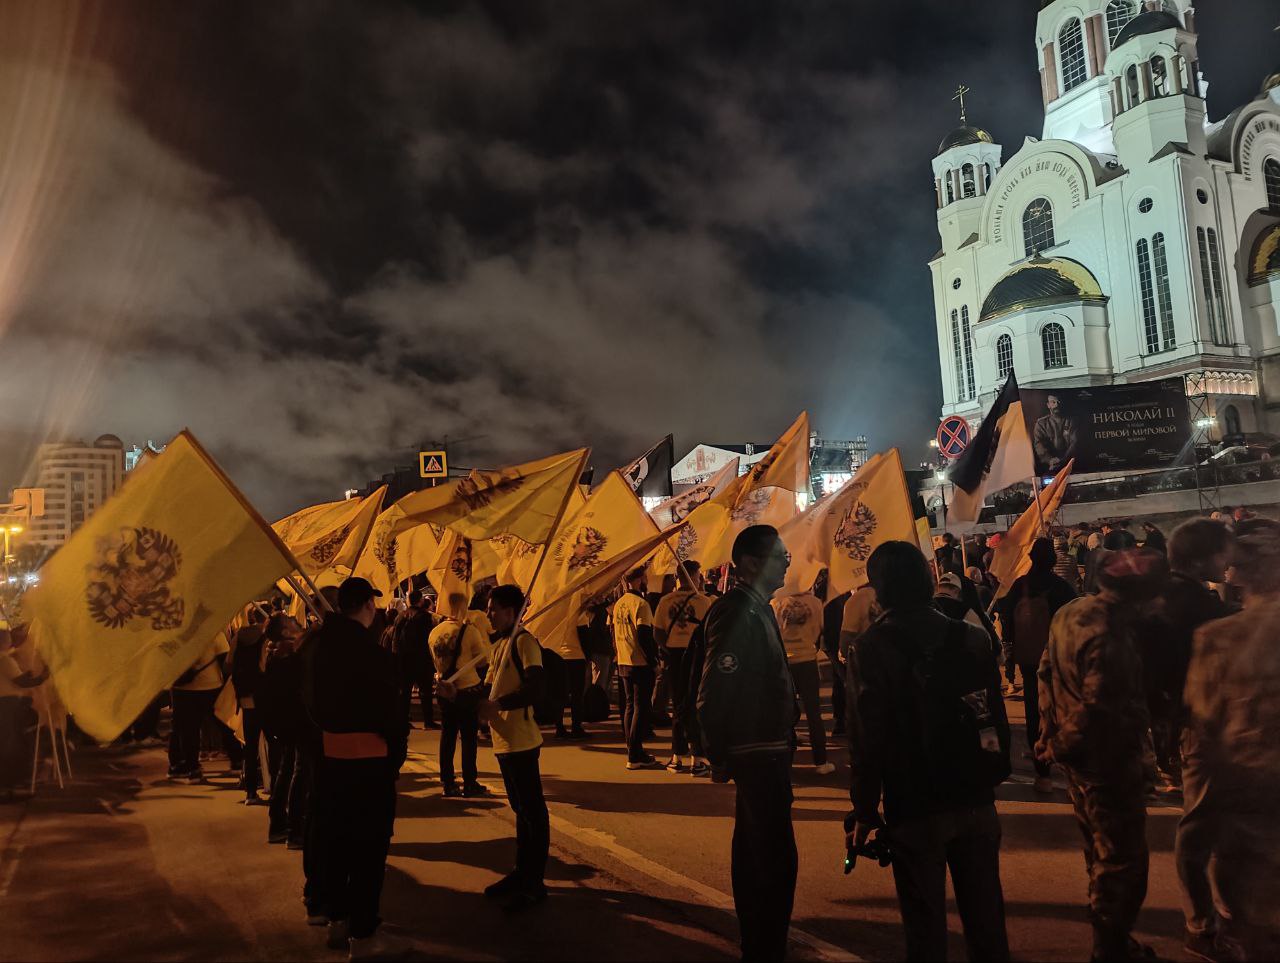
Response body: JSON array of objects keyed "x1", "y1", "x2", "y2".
[{"x1": 952, "y1": 83, "x2": 971, "y2": 124}]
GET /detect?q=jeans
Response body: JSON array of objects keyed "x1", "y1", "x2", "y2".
[
  {"x1": 242, "y1": 706, "x2": 266, "y2": 796},
  {"x1": 269, "y1": 742, "x2": 310, "y2": 842},
  {"x1": 888, "y1": 803, "x2": 1010, "y2": 961},
  {"x1": 314, "y1": 756, "x2": 397, "y2": 940},
  {"x1": 618, "y1": 665, "x2": 654, "y2": 763},
  {"x1": 823, "y1": 642, "x2": 845, "y2": 731},
  {"x1": 497, "y1": 747, "x2": 549, "y2": 886},
  {"x1": 439, "y1": 697, "x2": 479, "y2": 787},
  {"x1": 168, "y1": 688, "x2": 217, "y2": 775},
  {"x1": 1176, "y1": 749, "x2": 1224, "y2": 938},
  {"x1": 557, "y1": 659, "x2": 586, "y2": 732},
  {"x1": 788, "y1": 659, "x2": 827, "y2": 766},
  {"x1": 662, "y1": 646, "x2": 691, "y2": 757},
  {"x1": 1019, "y1": 663, "x2": 1051, "y2": 779},
  {"x1": 728, "y1": 752, "x2": 797, "y2": 962}
]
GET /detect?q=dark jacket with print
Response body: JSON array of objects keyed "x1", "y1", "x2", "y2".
[{"x1": 697, "y1": 584, "x2": 799, "y2": 766}]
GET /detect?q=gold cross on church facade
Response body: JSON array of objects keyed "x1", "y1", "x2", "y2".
[{"x1": 953, "y1": 83, "x2": 970, "y2": 124}]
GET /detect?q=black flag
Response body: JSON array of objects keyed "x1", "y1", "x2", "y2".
[{"x1": 620, "y1": 435, "x2": 674, "y2": 499}]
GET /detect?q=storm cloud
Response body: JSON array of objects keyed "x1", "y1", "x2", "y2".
[{"x1": 0, "y1": 1, "x2": 1272, "y2": 517}]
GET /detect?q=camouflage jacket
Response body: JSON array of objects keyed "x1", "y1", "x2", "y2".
[
  {"x1": 1184, "y1": 598, "x2": 1280, "y2": 806},
  {"x1": 1036, "y1": 596, "x2": 1149, "y2": 781}
]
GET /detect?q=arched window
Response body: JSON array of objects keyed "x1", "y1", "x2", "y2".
[
  {"x1": 945, "y1": 173, "x2": 955, "y2": 205},
  {"x1": 1136, "y1": 238, "x2": 1159, "y2": 353},
  {"x1": 1125, "y1": 64, "x2": 1140, "y2": 107},
  {"x1": 950, "y1": 309, "x2": 966, "y2": 400},
  {"x1": 1206, "y1": 227, "x2": 1229, "y2": 344},
  {"x1": 1023, "y1": 198, "x2": 1056, "y2": 257},
  {"x1": 1161, "y1": 0, "x2": 1180, "y2": 21},
  {"x1": 961, "y1": 305, "x2": 976, "y2": 399},
  {"x1": 1222, "y1": 404, "x2": 1241, "y2": 438},
  {"x1": 1059, "y1": 19, "x2": 1089, "y2": 92},
  {"x1": 961, "y1": 163, "x2": 976, "y2": 199},
  {"x1": 1197, "y1": 226, "x2": 1230, "y2": 345},
  {"x1": 1106, "y1": 0, "x2": 1137, "y2": 48},
  {"x1": 1151, "y1": 233, "x2": 1176, "y2": 350},
  {"x1": 1042, "y1": 322, "x2": 1069, "y2": 369},
  {"x1": 1265, "y1": 157, "x2": 1280, "y2": 211},
  {"x1": 996, "y1": 334, "x2": 1014, "y2": 379},
  {"x1": 1150, "y1": 56, "x2": 1168, "y2": 97}
]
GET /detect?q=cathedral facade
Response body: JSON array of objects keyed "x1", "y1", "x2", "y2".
[{"x1": 930, "y1": 0, "x2": 1280, "y2": 446}]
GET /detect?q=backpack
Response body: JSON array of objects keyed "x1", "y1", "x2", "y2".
[
  {"x1": 1011, "y1": 586, "x2": 1052, "y2": 667},
  {"x1": 899, "y1": 618, "x2": 1011, "y2": 794}
]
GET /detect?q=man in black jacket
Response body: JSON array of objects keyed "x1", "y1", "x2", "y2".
[
  {"x1": 847, "y1": 541, "x2": 1011, "y2": 962},
  {"x1": 305, "y1": 577, "x2": 410, "y2": 960},
  {"x1": 395, "y1": 590, "x2": 438, "y2": 729},
  {"x1": 698, "y1": 525, "x2": 799, "y2": 962}
]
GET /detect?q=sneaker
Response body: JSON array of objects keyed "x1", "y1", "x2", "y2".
[
  {"x1": 814, "y1": 762, "x2": 836, "y2": 775},
  {"x1": 690, "y1": 761, "x2": 712, "y2": 778},
  {"x1": 348, "y1": 928, "x2": 416, "y2": 961},
  {"x1": 425, "y1": 721, "x2": 441, "y2": 730},
  {"x1": 286, "y1": 837, "x2": 304, "y2": 851},
  {"x1": 441, "y1": 783, "x2": 462, "y2": 798},
  {"x1": 325, "y1": 919, "x2": 350, "y2": 950},
  {"x1": 268, "y1": 831, "x2": 288, "y2": 844},
  {"x1": 484, "y1": 872, "x2": 524, "y2": 900},
  {"x1": 1184, "y1": 930, "x2": 1221, "y2": 963},
  {"x1": 305, "y1": 910, "x2": 328, "y2": 926},
  {"x1": 626, "y1": 754, "x2": 659, "y2": 771},
  {"x1": 180, "y1": 772, "x2": 206, "y2": 785},
  {"x1": 461, "y1": 782, "x2": 491, "y2": 798},
  {"x1": 1033, "y1": 776, "x2": 1055, "y2": 794},
  {"x1": 244, "y1": 794, "x2": 269, "y2": 806},
  {"x1": 502, "y1": 881, "x2": 549, "y2": 913},
  {"x1": 664, "y1": 756, "x2": 686, "y2": 772},
  {"x1": 564, "y1": 728, "x2": 588, "y2": 740}
]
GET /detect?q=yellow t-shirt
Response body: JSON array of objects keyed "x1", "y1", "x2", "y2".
[
  {"x1": 654, "y1": 591, "x2": 713, "y2": 650},
  {"x1": 771, "y1": 593, "x2": 824, "y2": 663},
  {"x1": 841, "y1": 586, "x2": 882, "y2": 640},
  {"x1": 612, "y1": 592, "x2": 654, "y2": 667},
  {"x1": 175, "y1": 635, "x2": 230, "y2": 691},
  {"x1": 488, "y1": 629, "x2": 544, "y2": 755},
  {"x1": 466, "y1": 609, "x2": 494, "y2": 641},
  {"x1": 429, "y1": 619, "x2": 489, "y2": 690}
]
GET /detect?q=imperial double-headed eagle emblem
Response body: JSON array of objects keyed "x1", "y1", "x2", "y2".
[
  {"x1": 778, "y1": 597, "x2": 811, "y2": 630},
  {"x1": 309, "y1": 525, "x2": 351, "y2": 566},
  {"x1": 676, "y1": 524, "x2": 699, "y2": 561},
  {"x1": 565, "y1": 527, "x2": 607, "y2": 570},
  {"x1": 456, "y1": 469, "x2": 525, "y2": 512},
  {"x1": 730, "y1": 487, "x2": 772, "y2": 525},
  {"x1": 834, "y1": 503, "x2": 878, "y2": 562},
  {"x1": 372, "y1": 521, "x2": 398, "y2": 580},
  {"x1": 86, "y1": 527, "x2": 185, "y2": 630},
  {"x1": 448, "y1": 539, "x2": 472, "y2": 582}
]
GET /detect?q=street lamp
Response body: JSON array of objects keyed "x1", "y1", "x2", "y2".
[
  {"x1": 3, "y1": 525, "x2": 21, "y2": 584},
  {"x1": 934, "y1": 470, "x2": 948, "y2": 531}
]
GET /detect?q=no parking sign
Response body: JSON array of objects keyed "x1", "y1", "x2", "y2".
[{"x1": 936, "y1": 416, "x2": 971, "y2": 460}]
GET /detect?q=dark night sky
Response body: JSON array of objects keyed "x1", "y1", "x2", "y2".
[{"x1": 0, "y1": 1, "x2": 1274, "y2": 517}]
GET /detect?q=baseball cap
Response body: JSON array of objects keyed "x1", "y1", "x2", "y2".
[
  {"x1": 337, "y1": 576, "x2": 383, "y2": 612},
  {"x1": 935, "y1": 572, "x2": 963, "y2": 597}
]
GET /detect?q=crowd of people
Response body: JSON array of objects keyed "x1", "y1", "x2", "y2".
[{"x1": 3, "y1": 504, "x2": 1278, "y2": 963}]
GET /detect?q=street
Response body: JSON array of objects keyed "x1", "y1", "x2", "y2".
[{"x1": 1, "y1": 685, "x2": 1188, "y2": 962}]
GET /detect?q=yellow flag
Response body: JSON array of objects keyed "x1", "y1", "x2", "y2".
[
  {"x1": 778, "y1": 448, "x2": 917, "y2": 596},
  {"x1": 27, "y1": 431, "x2": 296, "y2": 743},
  {"x1": 352, "y1": 503, "x2": 442, "y2": 598},
  {"x1": 491, "y1": 485, "x2": 588, "y2": 587},
  {"x1": 990, "y1": 459, "x2": 1074, "y2": 599},
  {"x1": 396, "y1": 448, "x2": 588, "y2": 544},
  {"x1": 273, "y1": 486, "x2": 387, "y2": 578},
  {"x1": 527, "y1": 471, "x2": 660, "y2": 612},
  {"x1": 726, "y1": 411, "x2": 810, "y2": 499},
  {"x1": 425, "y1": 528, "x2": 501, "y2": 619}
]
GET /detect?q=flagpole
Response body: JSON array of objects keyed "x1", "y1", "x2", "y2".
[
  {"x1": 285, "y1": 574, "x2": 327, "y2": 621},
  {"x1": 1031, "y1": 474, "x2": 1046, "y2": 535}
]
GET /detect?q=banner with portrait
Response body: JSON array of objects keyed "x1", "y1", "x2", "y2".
[{"x1": 1019, "y1": 378, "x2": 1191, "y2": 476}]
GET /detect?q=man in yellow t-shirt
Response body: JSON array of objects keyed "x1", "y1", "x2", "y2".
[
  {"x1": 476, "y1": 584, "x2": 549, "y2": 909},
  {"x1": 430, "y1": 592, "x2": 491, "y2": 798},
  {"x1": 771, "y1": 589, "x2": 834, "y2": 775},
  {"x1": 168, "y1": 633, "x2": 230, "y2": 782},
  {"x1": 613, "y1": 567, "x2": 660, "y2": 770},
  {"x1": 654, "y1": 561, "x2": 713, "y2": 773}
]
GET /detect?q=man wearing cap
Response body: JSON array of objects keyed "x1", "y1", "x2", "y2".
[
  {"x1": 1036, "y1": 549, "x2": 1167, "y2": 963},
  {"x1": 304, "y1": 577, "x2": 410, "y2": 960}
]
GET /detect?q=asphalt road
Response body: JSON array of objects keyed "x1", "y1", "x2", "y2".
[{"x1": 0, "y1": 682, "x2": 1190, "y2": 962}]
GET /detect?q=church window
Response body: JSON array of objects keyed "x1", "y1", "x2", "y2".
[
  {"x1": 1137, "y1": 238, "x2": 1160, "y2": 353},
  {"x1": 1197, "y1": 227, "x2": 1229, "y2": 345},
  {"x1": 1161, "y1": 0, "x2": 1180, "y2": 22},
  {"x1": 1206, "y1": 228, "x2": 1229, "y2": 345},
  {"x1": 961, "y1": 306, "x2": 976, "y2": 400},
  {"x1": 1265, "y1": 158, "x2": 1280, "y2": 211},
  {"x1": 1059, "y1": 19, "x2": 1089, "y2": 92},
  {"x1": 1196, "y1": 188, "x2": 1208, "y2": 204},
  {"x1": 952, "y1": 277, "x2": 962, "y2": 290},
  {"x1": 1125, "y1": 64, "x2": 1140, "y2": 108},
  {"x1": 1022, "y1": 198, "x2": 1055, "y2": 257},
  {"x1": 1152, "y1": 233, "x2": 1176, "y2": 351},
  {"x1": 945, "y1": 173, "x2": 955, "y2": 205},
  {"x1": 1223, "y1": 404, "x2": 1241, "y2": 438},
  {"x1": 1138, "y1": 197, "x2": 1153, "y2": 213},
  {"x1": 1041, "y1": 323, "x2": 1069, "y2": 369},
  {"x1": 950, "y1": 310, "x2": 968, "y2": 401},
  {"x1": 1106, "y1": 0, "x2": 1137, "y2": 49},
  {"x1": 961, "y1": 164, "x2": 976, "y2": 198},
  {"x1": 996, "y1": 334, "x2": 1014, "y2": 379},
  {"x1": 1150, "y1": 56, "x2": 1168, "y2": 97}
]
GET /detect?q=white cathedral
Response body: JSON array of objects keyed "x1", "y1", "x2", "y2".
[{"x1": 930, "y1": 0, "x2": 1280, "y2": 445}]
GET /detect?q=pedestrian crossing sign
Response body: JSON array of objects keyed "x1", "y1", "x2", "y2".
[{"x1": 419, "y1": 451, "x2": 447, "y2": 478}]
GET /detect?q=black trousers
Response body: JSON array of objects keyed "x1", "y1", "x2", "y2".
[
  {"x1": 822, "y1": 642, "x2": 845, "y2": 730},
  {"x1": 788, "y1": 660, "x2": 827, "y2": 766},
  {"x1": 269, "y1": 742, "x2": 310, "y2": 842},
  {"x1": 618, "y1": 665, "x2": 655, "y2": 763},
  {"x1": 314, "y1": 756, "x2": 397, "y2": 940},
  {"x1": 242, "y1": 707, "x2": 266, "y2": 795},
  {"x1": 439, "y1": 697, "x2": 479, "y2": 787},
  {"x1": 497, "y1": 747, "x2": 549, "y2": 885},
  {"x1": 888, "y1": 803, "x2": 1010, "y2": 962},
  {"x1": 662, "y1": 647, "x2": 691, "y2": 757},
  {"x1": 1019, "y1": 663, "x2": 1051, "y2": 778},
  {"x1": 300, "y1": 747, "x2": 322, "y2": 915},
  {"x1": 129, "y1": 696, "x2": 163, "y2": 741},
  {"x1": 557, "y1": 659, "x2": 586, "y2": 732},
  {"x1": 728, "y1": 752, "x2": 797, "y2": 962},
  {"x1": 400, "y1": 660, "x2": 435, "y2": 727},
  {"x1": 168, "y1": 688, "x2": 217, "y2": 775}
]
